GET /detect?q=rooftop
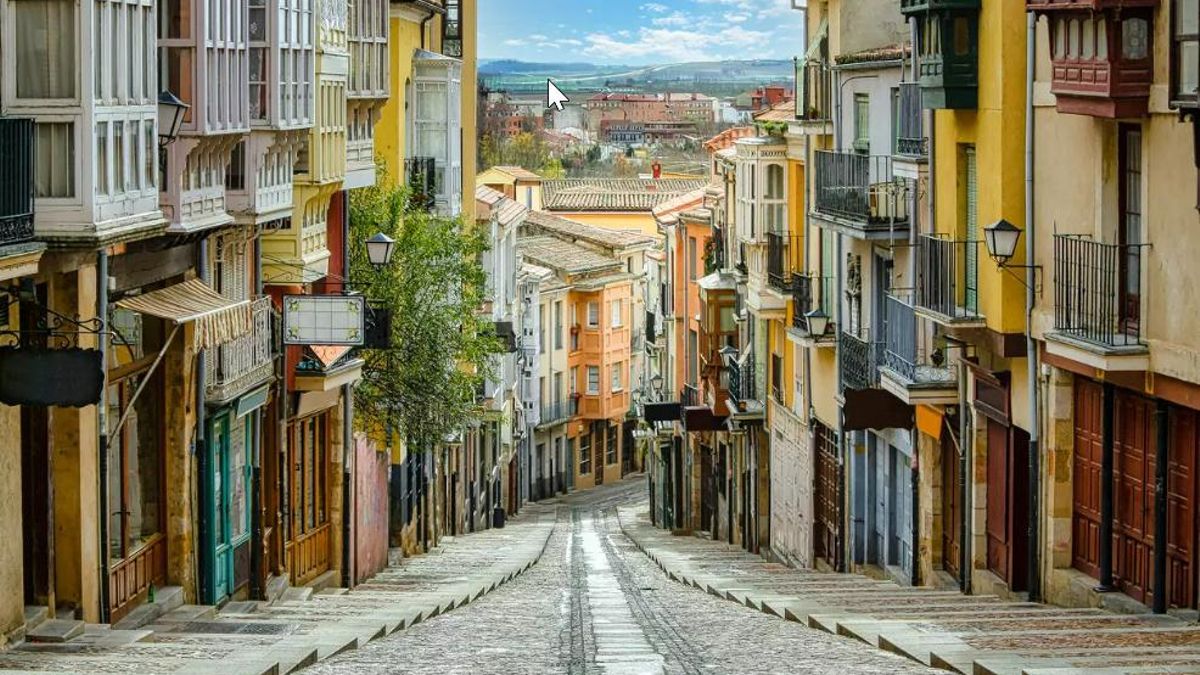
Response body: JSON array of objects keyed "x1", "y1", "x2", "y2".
[
  {"x1": 653, "y1": 188, "x2": 709, "y2": 223},
  {"x1": 486, "y1": 165, "x2": 543, "y2": 182},
  {"x1": 518, "y1": 236, "x2": 625, "y2": 277},
  {"x1": 542, "y1": 179, "x2": 709, "y2": 212},
  {"x1": 475, "y1": 185, "x2": 528, "y2": 226},
  {"x1": 753, "y1": 100, "x2": 796, "y2": 122},
  {"x1": 835, "y1": 43, "x2": 911, "y2": 66},
  {"x1": 523, "y1": 210, "x2": 656, "y2": 249}
]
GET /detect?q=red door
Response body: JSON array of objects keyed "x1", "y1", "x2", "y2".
[
  {"x1": 1168, "y1": 408, "x2": 1198, "y2": 609},
  {"x1": 1072, "y1": 379, "x2": 1104, "y2": 579},
  {"x1": 1113, "y1": 390, "x2": 1155, "y2": 605},
  {"x1": 986, "y1": 419, "x2": 1011, "y2": 583},
  {"x1": 813, "y1": 421, "x2": 842, "y2": 571}
]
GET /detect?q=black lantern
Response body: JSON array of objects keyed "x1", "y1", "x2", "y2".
[
  {"x1": 157, "y1": 90, "x2": 189, "y2": 145},
  {"x1": 804, "y1": 308, "x2": 830, "y2": 337},
  {"x1": 366, "y1": 232, "x2": 396, "y2": 269},
  {"x1": 984, "y1": 219, "x2": 1021, "y2": 267}
]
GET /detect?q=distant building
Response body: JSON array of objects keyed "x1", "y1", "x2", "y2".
[{"x1": 584, "y1": 93, "x2": 715, "y2": 133}]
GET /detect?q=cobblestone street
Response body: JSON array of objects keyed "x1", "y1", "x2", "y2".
[{"x1": 306, "y1": 478, "x2": 929, "y2": 675}]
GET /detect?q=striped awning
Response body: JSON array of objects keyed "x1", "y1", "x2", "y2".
[{"x1": 116, "y1": 278, "x2": 252, "y2": 350}]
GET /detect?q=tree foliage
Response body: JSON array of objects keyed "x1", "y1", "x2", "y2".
[
  {"x1": 479, "y1": 131, "x2": 560, "y2": 177},
  {"x1": 348, "y1": 178, "x2": 503, "y2": 451}
]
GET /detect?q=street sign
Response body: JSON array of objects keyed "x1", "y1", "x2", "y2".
[
  {"x1": 0, "y1": 347, "x2": 104, "y2": 407},
  {"x1": 282, "y1": 295, "x2": 366, "y2": 346}
]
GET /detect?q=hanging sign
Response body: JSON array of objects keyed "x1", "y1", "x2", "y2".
[
  {"x1": 281, "y1": 295, "x2": 365, "y2": 346},
  {"x1": 0, "y1": 347, "x2": 104, "y2": 407}
]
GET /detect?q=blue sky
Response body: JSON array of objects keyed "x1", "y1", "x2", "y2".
[{"x1": 478, "y1": 0, "x2": 807, "y2": 65}]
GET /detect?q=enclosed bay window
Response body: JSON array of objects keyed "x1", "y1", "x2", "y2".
[
  {"x1": 587, "y1": 366, "x2": 600, "y2": 395},
  {"x1": 1175, "y1": 0, "x2": 1199, "y2": 107},
  {"x1": 764, "y1": 163, "x2": 785, "y2": 234},
  {"x1": 611, "y1": 362, "x2": 622, "y2": 392},
  {"x1": 412, "y1": 51, "x2": 463, "y2": 215},
  {"x1": 14, "y1": 0, "x2": 76, "y2": 100}
]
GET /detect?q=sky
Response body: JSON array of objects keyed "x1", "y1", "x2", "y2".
[{"x1": 478, "y1": 0, "x2": 807, "y2": 66}]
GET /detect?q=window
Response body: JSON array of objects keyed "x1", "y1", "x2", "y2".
[
  {"x1": 1175, "y1": 0, "x2": 1199, "y2": 103},
  {"x1": 587, "y1": 366, "x2": 600, "y2": 394},
  {"x1": 539, "y1": 304, "x2": 546, "y2": 353},
  {"x1": 229, "y1": 415, "x2": 251, "y2": 540},
  {"x1": 853, "y1": 94, "x2": 870, "y2": 152},
  {"x1": 764, "y1": 164, "x2": 785, "y2": 233},
  {"x1": 587, "y1": 301, "x2": 600, "y2": 327},
  {"x1": 606, "y1": 426, "x2": 617, "y2": 465},
  {"x1": 579, "y1": 434, "x2": 591, "y2": 474},
  {"x1": 35, "y1": 123, "x2": 75, "y2": 198},
  {"x1": 611, "y1": 362, "x2": 623, "y2": 392},
  {"x1": 553, "y1": 372, "x2": 563, "y2": 402},
  {"x1": 15, "y1": 0, "x2": 76, "y2": 99},
  {"x1": 611, "y1": 299, "x2": 623, "y2": 327},
  {"x1": 227, "y1": 141, "x2": 246, "y2": 191},
  {"x1": 687, "y1": 237, "x2": 698, "y2": 281},
  {"x1": 554, "y1": 300, "x2": 563, "y2": 350},
  {"x1": 1123, "y1": 17, "x2": 1149, "y2": 60},
  {"x1": 570, "y1": 366, "x2": 579, "y2": 396},
  {"x1": 688, "y1": 329, "x2": 698, "y2": 386},
  {"x1": 95, "y1": 122, "x2": 109, "y2": 195}
]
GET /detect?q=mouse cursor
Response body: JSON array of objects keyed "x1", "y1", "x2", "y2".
[{"x1": 547, "y1": 79, "x2": 569, "y2": 111}]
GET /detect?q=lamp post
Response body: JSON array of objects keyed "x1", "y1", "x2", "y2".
[
  {"x1": 365, "y1": 232, "x2": 396, "y2": 270},
  {"x1": 983, "y1": 218, "x2": 1022, "y2": 267}
]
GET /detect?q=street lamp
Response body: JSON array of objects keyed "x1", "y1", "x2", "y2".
[
  {"x1": 157, "y1": 90, "x2": 189, "y2": 146},
  {"x1": 983, "y1": 219, "x2": 1022, "y2": 267},
  {"x1": 650, "y1": 373, "x2": 664, "y2": 395},
  {"x1": 804, "y1": 308, "x2": 830, "y2": 337},
  {"x1": 366, "y1": 232, "x2": 396, "y2": 270}
]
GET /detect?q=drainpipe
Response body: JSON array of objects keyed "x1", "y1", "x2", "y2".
[
  {"x1": 250, "y1": 231, "x2": 264, "y2": 599},
  {"x1": 1154, "y1": 400, "x2": 1168, "y2": 613},
  {"x1": 1025, "y1": 9, "x2": 1042, "y2": 603},
  {"x1": 97, "y1": 250, "x2": 111, "y2": 622},
  {"x1": 341, "y1": 191, "x2": 353, "y2": 589},
  {"x1": 958, "y1": 344, "x2": 971, "y2": 595},
  {"x1": 197, "y1": 237, "x2": 209, "y2": 602}
]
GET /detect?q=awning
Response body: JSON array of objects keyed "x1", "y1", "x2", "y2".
[{"x1": 116, "y1": 278, "x2": 252, "y2": 350}]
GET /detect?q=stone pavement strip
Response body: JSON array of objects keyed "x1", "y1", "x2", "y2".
[
  {"x1": 0, "y1": 505, "x2": 557, "y2": 675},
  {"x1": 617, "y1": 504, "x2": 1200, "y2": 675}
]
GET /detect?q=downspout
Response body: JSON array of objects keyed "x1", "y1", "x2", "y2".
[
  {"x1": 342, "y1": 190, "x2": 354, "y2": 588},
  {"x1": 1025, "y1": 9, "x2": 1042, "y2": 603},
  {"x1": 197, "y1": 238, "x2": 209, "y2": 602},
  {"x1": 97, "y1": 250, "x2": 111, "y2": 622},
  {"x1": 831, "y1": 67, "x2": 849, "y2": 572},
  {"x1": 908, "y1": 18, "x2": 921, "y2": 589},
  {"x1": 250, "y1": 233, "x2": 264, "y2": 599}
]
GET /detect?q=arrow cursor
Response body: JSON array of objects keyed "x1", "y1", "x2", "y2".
[{"x1": 547, "y1": 79, "x2": 569, "y2": 111}]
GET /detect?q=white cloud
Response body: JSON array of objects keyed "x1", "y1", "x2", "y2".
[
  {"x1": 640, "y1": 2, "x2": 669, "y2": 12},
  {"x1": 723, "y1": 12, "x2": 749, "y2": 23},
  {"x1": 503, "y1": 38, "x2": 526, "y2": 47},
  {"x1": 529, "y1": 33, "x2": 549, "y2": 41},
  {"x1": 652, "y1": 12, "x2": 692, "y2": 27},
  {"x1": 582, "y1": 24, "x2": 770, "y2": 63},
  {"x1": 560, "y1": 38, "x2": 584, "y2": 46}
]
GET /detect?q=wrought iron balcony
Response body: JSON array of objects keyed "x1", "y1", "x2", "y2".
[
  {"x1": 706, "y1": 227, "x2": 726, "y2": 275},
  {"x1": 882, "y1": 293, "x2": 956, "y2": 388},
  {"x1": 916, "y1": 234, "x2": 982, "y2": 323},
  {"x1": 795, "y1": 58, "x2": 832, "y2": 122},
  {"x1": 791, "y1": 275, "x2": 813, "y2": 331},
  {"x1": 539, "y1": 398, "x2": 576, "y2": 425},
  {"x1": 206, "y1": 296, "x2": 275, "y2": 403},
  {"x1": 405, "y1": 156, "x2": 437, "y2": 212},
  {"x1": 896, "y1": 83, "x2": 927, "y2": 158},
  {"x1": 766, "y1": 232, "x2": 793, "y2": 292},
  {"x1": 840, "y1": 330, "x2": 882, "y2": 392},
  {"x1": 813, "y1": 151, "x2": 910, "y2": 231},
  {"x1": 726, "y1": 356, "x2": 757, "y2": 404},
  {"x1": 680, "y1": 384, "x2": 699, "y2": 407},
  {"x1": 1053, "y1": 234, "x2": 1147, "y2": 349},
  {"x1": 0, "y1": 118, "x2": 36, "y2": 248}
]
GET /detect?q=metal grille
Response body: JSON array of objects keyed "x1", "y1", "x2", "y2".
[
  {"x1": 813, "y1": 151, "x2": 909, "y2": 224},
  {"x1": 1053, "y1": 234, "x2": 1146, "y2": 347},
  {"x1": 839, "y1": 330, "x2": 880, "y2": 391},
  {"x1": 917, "y1": 234, "x2": 981, "y2": 320},
  {"x1": 896, "y1": 83, "x2": 926, "y2": 157}
]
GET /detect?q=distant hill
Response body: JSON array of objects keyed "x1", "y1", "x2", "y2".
[{"x1": 480, "y1": 59, "x2": 794, "y2": 98}]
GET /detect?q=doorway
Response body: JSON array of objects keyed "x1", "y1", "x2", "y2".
[{"x1": 985, "y1": 418, "x2": 1029, "y2": 591}]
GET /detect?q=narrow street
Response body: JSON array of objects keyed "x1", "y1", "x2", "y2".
[{"x1": 305, "y1": 478, "x2": 929, "y2": 675}]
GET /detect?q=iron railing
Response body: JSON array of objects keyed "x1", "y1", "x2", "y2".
[
  {"x1": 791, "y1": 275, "x2": 814, "y2": 331},
  {"x1": 840, "y1": 330, "x2": 881, "y2": 391},
  {"x1": 0, "y1": 118, "x2": 35, "y2": 247},
  {"x1": 706, "y1": 227, "x2": 726, "y2": 274},
  {"x1": 917, "y1": 234, "x2": 982, "y2": 320},
  {"x1": 883, "y1": 293, "x2": 956, "y2": 385},
  {"x1": 1053, "y1": 234, "x2": 1147, "y2": 348},
  {"x1": 207, "y1": 296, "x2": 275, "y2": 402},
  {"x1": 680, "y1": 384, "x2": 699, "y2": 407},
  {"x1": 896, "y1": 83, "x2": 927, "y2": 158},
  {"x1": 766, "y1": 232, "x2": 792, "y2": 291},
  {"x1": 813, "y1": 151, "x2": 910, "y2": 224},
  {"x1": 726, "y1": 356, "x2": 757, "y2": 403},
  {"x1": 405, "y1": 156, "x2": 437, "y2": 212},
  {"x1": 539, "y1": 398, "x2": 576, "y2": 425},
  {"x1": 795, "y1": 58, "x2": 832, "y2": 122}
]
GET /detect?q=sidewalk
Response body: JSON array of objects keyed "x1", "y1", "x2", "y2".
[
  {"x1": 617, "y1": 504, "x2": 1200, "y2": 675},
  {"x1": 0, "y1": 505, "x2": 557, "y2": 674}
]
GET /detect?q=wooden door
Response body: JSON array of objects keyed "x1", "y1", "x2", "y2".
[
  {"x1": 594, "y1": 426, "x2": 605, "y2": 486},
  {"x1": 1167, "y1": 407, "x2": 1198, "y2": 609},
  {"x1": 21, "y1": 402, "x2": 52, "y2": 608},
  {"x1": 285, "y1": 413, "x2": 331, "y2": 586},
  {"x1": 986, "y1": 419, "x2": 1011, "y2": 584},
  {"x1": 941, "y1": 428, "x2": 962, "y2": 580},
  {"x1": 700, "y1": 447, "x2": 714, "y2": 533},
  {"x1": 1113, "y1": 390, "x2": 1155, "y2": 605},
  {"x1": 814, "y1": 422, "x2": 842, "y2": 570},
  {"x1": 1072, "y1": 379, "x2": 1104, "y2": 579}
]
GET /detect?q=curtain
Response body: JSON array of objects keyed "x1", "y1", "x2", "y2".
[
  {"x1": 15, "y1": 0, "x2": 75, "y2": 99},
  {"x1": 35, "y1": 123, "x2": 75, "y2": 198}
]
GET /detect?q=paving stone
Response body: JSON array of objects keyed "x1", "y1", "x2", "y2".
[{"x1": 25, "y1": 619, "x2": 85, "y2": 643}]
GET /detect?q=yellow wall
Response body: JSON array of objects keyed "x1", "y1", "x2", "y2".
[
  {"x1": 553, "y1": 211, "x2": 659, "y2": 237},
  {"x1": 378, "y1": 14, "x2": 423, "y2": 184},
  {"x1": 931, "y1": 0, "x2": 1027, "y2": 335},
  {"x1": 459, "y1": 0, "x2": 478, "y2": 223}
]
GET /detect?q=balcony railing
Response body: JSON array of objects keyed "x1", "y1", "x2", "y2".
[
  {"x1": 405, "y1": 156, "x2": 437, "y2": 212},
  {"x1": 0, "y1": 118, "x2": 35, "y2": 248},
  {"x1": 791, "y1": 275, "x2": 813, "y2": 331},
  {"x1": 917, "y1": 234, "x2": 982, "y2": 321},
  {"x1": 680, "y1": 384, "x2": 699, "y2": 407},
  {"x1": 207, "y1": 296, "x2": 275, "y2": 402},
  {"x1": 840, "y1": 331, "x2": 881, "y2": 392},
  {"x1": 795, "y1": 58, "x2": 832, "y2": 122},
  {"x1": 726, "y1": 356, "x2": 757, "y2": 404},
  {"x1": 1053, "y1": 234, "x2": 1147, "y2": 348},
  {"x1": 706, "y1": 227, "x2": 726, "y2": 275},
  {"x1": 766, "y1": 232, "x2": 792, "y2": 291},
  {"x1": 813, "y1": 151, "x2": 910, "y2": 225},
  {"x1": 896, "y1": 83, "x2": 927, "y2": 158},
  {"x1": 883, "y1": 293, "x2": 956, "y2": 386},
  {"x1": 539, "y1": 398, "x2": 576, "y2": 425}
]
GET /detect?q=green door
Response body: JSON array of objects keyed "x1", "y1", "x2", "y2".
[{"x1": 204, "y1": 414, "x2": 234, "y2": 603}]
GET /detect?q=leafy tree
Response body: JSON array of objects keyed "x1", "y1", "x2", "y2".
[
  {"x1": 540, "y1": 158, "x2": 566, "y2": 179},
  {"x1": 348, "y1": 178, "x2": 503, "y2": 451}
]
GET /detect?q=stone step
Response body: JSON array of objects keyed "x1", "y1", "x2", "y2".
[
  {"x1": 280, "y1": 586, "x2": 313, "y2": 603},
  {"x1": 314, "y1": 587, "x2": 348, "y2": 596},
  {"x1": 220, "y1": 600, "x2": 263, "y2": 614},
  {"x1": 111, "y1": 585, "x2": 184, "y2": 630},
  {"x1": 159, "y1": 605, "x2": 217, "y2": 623},
  {"x1": 26, "y1": 618, "x2": 85, "y2": 643},
  {"x1": 23, "y1": 606, "x2": 49, "y2": 633},
  {"x1": 306, "y1": 570, "x2": 340, "y2": 593},
  {"x1": 264, "y1": 574, "x2": 289, "y2": 604}
]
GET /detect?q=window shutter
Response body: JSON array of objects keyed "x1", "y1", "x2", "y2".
[{"x1": 964, "y1": 146, "x2": 978, "y2": 310}]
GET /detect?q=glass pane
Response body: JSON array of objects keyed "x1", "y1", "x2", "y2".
[
  {"x1": 107, "y1": 385, "x2": 124, "y2": 559},
  {"x1": 15, "y1": 0, "x2": 76, "y2": 98},
  {"x1": 1123, "y1": 18, "x2": 1149, "y2": 60},
  {"x1": 127, "y1": 372, "x2": 162, "y2": 553},
  {"x1": 230, "y1": 416, "x2": 249, "y2": 539}
]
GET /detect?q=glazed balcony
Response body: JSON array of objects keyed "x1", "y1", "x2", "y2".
[
  {"x1": 901, "y1": 0, "x2": 981, "y2": 110},
  {"x1": 0, "y1": 119, "x2": 35, "y2": 248},
  {"x1": 916, "y1": 234, "x2": 984, "y2": 326},
  {"x1": 1051, "y1": 234, "x2": 1147, "y2": 351},
  {"x1": 895, "y1": 83, "x2": 927, "y2": 160},
  {"x1": 1029, "y1": 1, "x2": 1155, "y2": 118},
  {"x1": 812, "y1": 151, "x2": 910, "y2": 239},
  {"x1": 795, "y1": 58, "x2": 833, "y2": 123},
  {"x1": 206, "y1": 296, "x2": 275, "y2": 403},
  {"x1": 880, "y1": 293, "x2": 958, "y2": 405}
]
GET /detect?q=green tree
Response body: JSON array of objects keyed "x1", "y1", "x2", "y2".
[
  {"x1": 348, "y1": 179, "x2": 503, "y2": 451},
  {"x1": 540, "y1": 158, "x2": 565, "y2": 179}
]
